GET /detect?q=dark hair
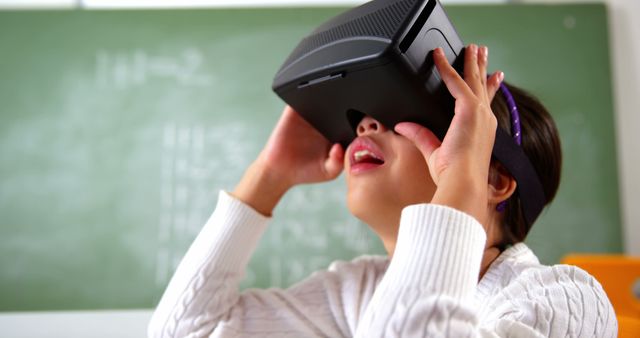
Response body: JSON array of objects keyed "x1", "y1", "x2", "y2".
[{"x1": 490, "y1": 82, "x2": 562, "y2": 245}]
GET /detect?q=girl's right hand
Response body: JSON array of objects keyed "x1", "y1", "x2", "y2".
[{"x1": 232, "y1": 105, "x2": 344, "y2": 216}]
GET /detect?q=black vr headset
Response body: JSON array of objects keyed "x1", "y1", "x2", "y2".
[{"x1": 272, "y1": 0, "x2": 546, "y2": 226}]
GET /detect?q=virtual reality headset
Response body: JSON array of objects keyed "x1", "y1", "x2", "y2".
[{"x1": 272, "y1": 0, "x2": 546, "y2": 226}]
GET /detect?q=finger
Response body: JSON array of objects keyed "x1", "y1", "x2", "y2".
[
  {"x1": 486, "y1": 71, "x2": 504, "y2": 102},
  {"x1": 478, "y1": 45, "x2": 488, "y2": 92},
  {"x1": 281, "y1": 104, "x2": 316, "y2": 131},
  {"x1": 464, "y1": 44, "x2": 483, "y2": 96},
  {"x1": 324, "y1": 143, "x2": 344, "y2": 179},
  {"x1": 282, "y1": 104, "x2": 295, "y2": 116},
  {"x1": 394, "y1": 122, "x2": 441, "y2": 161},
  {"x1": 433, "y1": 47, "x2": 473, "y2": 100},
  {"x1": 279, "y1": 105, "x2": 298, "y2": 126}
]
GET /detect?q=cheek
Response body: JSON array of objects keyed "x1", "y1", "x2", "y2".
[
  {"x1": 389, "y1": 143, "x2": 436, "y2": 203},
  {"x1": 344, "y1": 137, "x2": 437, "y2": 219}
]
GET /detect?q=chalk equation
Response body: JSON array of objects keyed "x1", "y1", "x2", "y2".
[{"x1": 95, "y1": 48, "x2": 212, "y2": 89}]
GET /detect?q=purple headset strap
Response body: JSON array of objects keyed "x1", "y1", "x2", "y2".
[
  {"x1": 484, "y1": 78, "x2": 546, "y2": 225},
  {"x1": 496, "y1": 83, "x2": 522, "y2": 212},
  {"x1": 499, "y1": 82, "x2": 522, "y2": 146}
]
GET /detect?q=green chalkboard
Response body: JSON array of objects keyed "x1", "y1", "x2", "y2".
[{"x1": 0, "y1": 4, "x2": 621, "y2": 312}]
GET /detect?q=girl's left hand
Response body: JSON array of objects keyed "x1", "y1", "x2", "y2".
[{"x1": 394, "y1": 44, "x2": 503, "y2": 224}]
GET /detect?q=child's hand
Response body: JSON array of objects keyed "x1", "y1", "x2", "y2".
[
  {"x1": 258, "y1": 105, "x2": 344, "y2": 186},
  {"x1": 233, "y1": 106, "x2": 344, "y2": 216},
  {"x1": 395, "y1": 45, "x2": 503, "y2": 224}
]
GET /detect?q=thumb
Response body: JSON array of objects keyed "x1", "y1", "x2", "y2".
[
  {"x1": 394, "y1": 122, "x2": 441, "y2": 161},
  {"x1": 486, "y1": 71, "x2": 505, "y2": 102},
  {"x1": 323, "y1": 143, "x2": 344, "y2": 179}
]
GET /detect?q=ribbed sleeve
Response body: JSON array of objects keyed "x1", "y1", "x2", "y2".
[
  {"x1": 148, "y1": 191, "x2": 270, "y2": 338},
  {"x1": 355, "y1": 203, "x2": 487, "y2": 337},
  {"x1": 390, "y1": 204, "x2": 487, "y2": 299}
]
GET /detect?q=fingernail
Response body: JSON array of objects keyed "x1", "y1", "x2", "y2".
[
  {"x1": 499, "y1": 71, "x2": 505, "y2": 82},
  {"x1": 394, "y1": 123, "x2": 412, "y2": 136},
  {"x1": 434, "y1": 47, "x2": 443, "y2": 56},
  {"x1": 482, "y1": 46, "x2": 488, "y2": 59},
  {"x1": 469, "y1": 44, "x2": 478, "y2": 58}
]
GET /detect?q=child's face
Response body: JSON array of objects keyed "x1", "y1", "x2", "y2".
[{"x1": 345, "y1": 116, "x2": 436, "y2": 234}]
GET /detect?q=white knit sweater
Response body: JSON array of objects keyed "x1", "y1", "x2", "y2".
[{"x1": 148, "y1": 191, "x2": 617, "y2": 338}]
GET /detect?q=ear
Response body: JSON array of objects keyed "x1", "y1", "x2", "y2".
[{"x1": 488, "y1": 161, "x2": 517, "y2": 206}]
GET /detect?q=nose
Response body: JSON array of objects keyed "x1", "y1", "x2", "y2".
[{"x1": 356, "y1": 116, "x2": 386, "y2": 136}]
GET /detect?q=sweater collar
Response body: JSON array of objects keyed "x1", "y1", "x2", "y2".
[{"x1": 475, "y1": 243, "x2": 540, "y2": 300}]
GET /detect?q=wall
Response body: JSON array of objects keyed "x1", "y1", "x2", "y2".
[{"x1": 609, "y1": 0, "x2": 640, "y2": 256}]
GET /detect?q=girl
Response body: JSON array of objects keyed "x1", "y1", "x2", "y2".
[{"x1": 148, "y1": 45, "x2": 617, "y2": 337}]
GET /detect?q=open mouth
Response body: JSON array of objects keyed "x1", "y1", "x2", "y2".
[
  {"x1": 353, "y1": 149, "x2": 385, "y2": 165},
  {"x1": 349, "y1": 137, "x2": 386, "y2": 172}
]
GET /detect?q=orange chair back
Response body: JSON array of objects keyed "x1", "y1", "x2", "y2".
[{"x1": 562, "y1": 254, "x2": 640, "y2": 337}]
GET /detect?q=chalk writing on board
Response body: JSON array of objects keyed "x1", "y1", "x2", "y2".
[
  {"x1": 155, "y1": 121, "x2": 383, "y2": 289},
  {"x1": 155, "y1": 122, "x2": 253, "y2": 287},
  {"x1": 95, "y1": 48, "x2": 212, "y2": 89}
]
